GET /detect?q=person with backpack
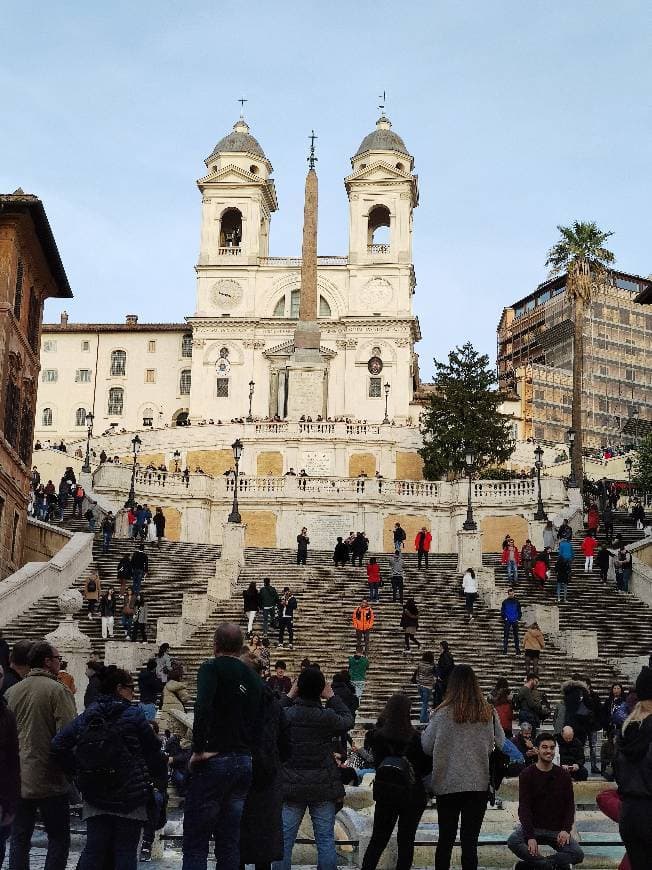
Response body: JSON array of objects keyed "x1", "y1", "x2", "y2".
[
  {"x1": 421, "y1": 664, "x2": 506, "y2": 870},
  {"x1": 84, "y1": 569, "x2": 102, "y2": 619},
  {"x1": 260, "y1": 577, "x2": 280, "y2": 639},
  {"x1": 52, "y1": 665, "x2": 167, "y2": 870},
  {"x1": 360, "y1": 693, "x2": 432, "y2": 870},
  {"x1": 520, "y1": 539, "x2": 537, "y2": 582},
  {"x1": 615, "y1": 548, "x2": 633, "y2": 593}
]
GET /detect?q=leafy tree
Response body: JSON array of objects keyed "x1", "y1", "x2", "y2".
[
  {"x1": 634, "y1": 436, "x2": 652, "y2": 493},
  {"x1": 545, "y1": 221, "x2": 615, "y2": 487},
  {"x1": 419, "y1": 342, "x2": 514, "y2": 479}
]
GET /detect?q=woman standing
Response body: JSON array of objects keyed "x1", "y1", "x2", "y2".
[
  {"x1": 131, "y1": 593, "x2": 148, "y2": 642},
  {"x1": 361, "y1": 693, "x2": 432, "y2": 870},
  {"x1": 413, "y1": 651, "x2": 435, "y2": 724},
  {"x1": 400, "y1": 599, "x2": 421, "y2": 654},
  {"x1": 98, "y1": 588, "x2": 116, "y2": 639},
  {"x1": 615, "y1": 666, "x2": 652, "y2": 869},
  {"x1": 84, "y1": 569, "x2": 101, "y2": 619},
  {"x1": 155, "y1": 643, "x2": 172, "y2": 684},
  {"x1": 522, "y1": 622, "x2": 545, "y2": 677},
  {"x1": 243, "y1": 581, "x2": 260, "y2": 637},
  {"x1": 367, "y1": 557, "x2": 381, "y2": 602},
  {"x1": 461, "y1": 568, "x2": 477, "y2": 622},
  {"x1": 422, "y1": 664, "x2": 506, "y2": 870}
]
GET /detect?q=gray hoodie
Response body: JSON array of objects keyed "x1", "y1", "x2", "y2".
[{"x1": 388, "y1": 551, "x2": 404, "y2": 577}]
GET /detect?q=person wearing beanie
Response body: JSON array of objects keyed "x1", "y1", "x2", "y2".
[{"x1": 614, "y1": 666, "x2": 652, "y2": 869}]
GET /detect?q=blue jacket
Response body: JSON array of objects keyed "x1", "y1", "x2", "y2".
[
  {"x1": 500, "y1": 597, "x2": 522, "y2": 625},
  {"x1": 558, "y1": 539, "x2": 573, "y2": 561}
]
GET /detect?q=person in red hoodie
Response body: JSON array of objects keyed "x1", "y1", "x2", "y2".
[
  {"x1": 366, "y1": 557, "x2": 381, "y2": 602},
  {"x1": 414, "y1": 527, "x2": 432, "y2": 570},
  {"x1": 582, "y1": 531, "x2": 597, "y2": 573},
  {"x1": 587, "y1": 503, "x2": 600, "y2": 534}
]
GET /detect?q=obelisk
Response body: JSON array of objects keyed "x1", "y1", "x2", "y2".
[{"x1": 286, "y1": 131, "x2": 328, "y2": 419}]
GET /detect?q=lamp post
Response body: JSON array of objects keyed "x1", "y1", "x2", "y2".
[
  {"x1": 227, "y1": 438, "x2": 243, "y2": 523},
  {"x1": 124, "y1": 434, "x2": 142, "y2": 508},
  {"x1": 247, "y1": 380, "x2": 255, "y2": 422},
  {"x1": 625, "y1": 455, "x2": 633, "y2": 503},
  {"x1": 534, "y1": 443, "x2": 548, "y2": 521},
  {"x1": 82, "y1": 411, "x2": 94, "y2": 473},
  {"x1": 567, "y1": 427, "x2": 578, "y2": 488},
  {"x1": 462, "y1": 444, "x2": 477, "y2": 531},
  {"x1": 383, "y1": 382, "x2": 390, "y2": 425}
]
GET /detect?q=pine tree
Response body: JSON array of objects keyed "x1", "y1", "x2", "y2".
[
  {"x1": 634, "y1": 435, "x2": 652, "y2": 493},
  {"x1": 419, "y1": 342, "x2": 514, "y2": 480}
]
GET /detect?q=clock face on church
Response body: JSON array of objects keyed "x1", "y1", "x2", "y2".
[{"x1": 211, "y1": 279, "x2": 243, "y2": 309}]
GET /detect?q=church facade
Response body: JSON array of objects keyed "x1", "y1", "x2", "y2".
[{"x1": 35, "y1": 114, "x2": 423, "y2": 438}]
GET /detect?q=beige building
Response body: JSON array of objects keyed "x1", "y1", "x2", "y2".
[
  {"x1": 36, "y1": 113, "x2": 423, "y2": 440},
  {"x1": 497, "y1": 270, "x2": 652, "y2": 448}
]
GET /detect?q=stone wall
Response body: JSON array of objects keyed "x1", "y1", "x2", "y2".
[
  {"x1": 349, "y1": 453, "x2": 377, "y2": 477},
  {"x1": 395, "y1": 451, "x2": 424, "y2": 480},
  {"x1": 186, "y1": 449, "x2": 234, "y2": 476},
  {"x1": 256, "y1": 451, "x2": 283, "y2": 476},
  {"x1": 23, "y1": 518, "x2": 73, "y2": 562},
  {"x1": 383, "y1": 514, "x2": 430, "y2": 552},
  {"x1": 481, "y1": 514, "x2": 529, "y2": 551},
  {"x1": 241, "y1": 510, "x2": 277, "y2": 547}
]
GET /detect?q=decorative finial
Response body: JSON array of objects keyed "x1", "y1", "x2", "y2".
[
  {"x1": 378, "y1": 90, "x2": 386, "y2": 112},
  {"x1": 238, "y1": 97, "x2": 248, "y2": 117},
  {"x1": 308, "y1": 130, "x2": 318, "y2": 170}
]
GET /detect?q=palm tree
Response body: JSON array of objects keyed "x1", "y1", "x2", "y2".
[{"x1": 546, "y1": 221, "x2": 615, "y2": 488}]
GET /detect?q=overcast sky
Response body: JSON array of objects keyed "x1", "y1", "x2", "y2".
[{"x1": 3, "y1": 1, "x2": 650, "y2": 379}]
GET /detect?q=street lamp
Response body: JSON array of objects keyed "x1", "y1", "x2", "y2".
[
  {"x1": 534, "y1": 443, "x2": 548, "y2": 521},
  {"x1": 124, "y1": 434, "x2": 142, "y2": 508},
  {"x1": 567, "y1": 427, "x2": 578, "y2": 488},
  {"x1": 82, "y1": 411, "x2": 94, "y2": 473},
  {"x1": 247, "y1": 380, "x2": 255, "y2": 422},
  {"x1": 462, "y1": 444, "x2": 477, "y2": 531},
  {"x1": 227, "y1": 438, "x2": 243, "y2": 523},
  {"x1": 383, "y1": 382, "x2": 391, "y2": 425}
]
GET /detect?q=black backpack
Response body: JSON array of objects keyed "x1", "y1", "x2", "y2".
[
  {"x1": 87, "y1": 579, "x2": 96, "y2": 593},
  {"x1": 74, "y1": 711, "x2": 142, "y2": 811},
  {"x1": 373, "y1": 748, "x2": 415, "y2": 805}
]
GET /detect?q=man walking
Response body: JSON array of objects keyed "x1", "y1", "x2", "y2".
[
  {"x1": 100, "y1": 511, "x2": 115, "y2": 554},
  {"x1": 5, "y1": 641, "x2": 77, "y2": 870},
  {"x1": 352, "y1": 599, "x2": 375, "y2": 655},
  {"x1": 521, "y1": 539, "x2": 537, "y2": 582},
  {"x1": 130, "y1": 542, "x2": 148, "y2": 594},
  {"x1": 414, "y1": 526, "x2": 432, "y2": 570},
  {"x1": 260, "y1": 577, "x2": 280, "y2": 639},
  {"x1": 296, "y1": 527, "x2": 309, "y2": 566},
  {"x1": 388, "y1": 548, "x2": 404, "y2": 602},
  {"x1": 277, "y1": 587, "x2": 298, "y2": 650},
  {"x1": 500, "y1": 587, "x2": 522, "y2": 655},
  {"x1": 393, "y1": 522, "x2": 406, "y2": 550},
  {"x1": 182, "y1": 623, "x2": 262, "y2": 870},
  {"x1": 507, "y1": 731, "x2": 584, "y2": 868}
]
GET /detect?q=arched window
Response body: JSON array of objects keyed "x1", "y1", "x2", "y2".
[
  {"x1": 219, "y1": 209, "x2": 242, "y2": 248},
  {"x1": 181, "y1": 333, "x2": 193, "y2": 357},
  {"x1": 368, "y1": 205, "x2": 391, "y2": 247},
  {"x1": 179, "y1": 369, "x2": 191, "y2": 395},
  {"x1": 107, "y1": 387, "x2": 124, "y2": 415},
  {"x1": 75, "y1": 407, "x2": 87, "y2": 427},
  {"x1": 273, "y1": 296, "x2": 285, "y2": 317},
  {"x1": 42, "y1": 407, "x2": 53, "y2": 427},
  {"x1": 143, "y1": 408, "x2": 154, "y2": 427},
  {"x1": 110, "y1": 350, "x2": 126, "y2": 376},
  {"x1": 273, "y1": 291, "x2": 332, "y2": 319},
  {"x1": 319, "y1": 296, "x2": 331, "y2": 317}
]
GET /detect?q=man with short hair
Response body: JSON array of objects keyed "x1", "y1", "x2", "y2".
[
  {"x1": 0, "y1": 641, "x2": 33, "y2": 698},
  {"x1": 259, "y1": 577, "x2": 280, "y2": 639},
  {"x1": 100, "y1": 511, "x2": 115, "y2": 554},
  {"x1": 515, "y1": 676, "x2": 549, "y2": 734},
  {"x1": 277, "y1": 588, "x2": 298, "y2": 650},
  {"x1": 507, "y1": 731, "x2": 584, "y2": 868},
  {"x1": 267, "y1": 661, "x2": 292, "y2": 695},
  {"x1": 393, "y1": 522, "x2": 406, "y2": 550},
  {"x1": 512, "y1": 722, "x2": 538, "y2": 767},
  {"x1": 130, "y1": 542, "x2": 148, "y2": 594},
  {"x1": 347, "y1": 648, "x2": 369, "y2": 700},
  {"x1": 557, "y1": 725, "x2": 588, "y2": 782},
  {"x1": 273, "y1": 667, "x2": 355, "y2": 870},
  {"x1": 6, "y1": 641, "x2": 77, "y2": 870},
  {"x1": 414, "y1": 526, "x2": 432, "y2": 570},
  {"x1": 352, "y1": 600, "x2": 375, "y2": 655},
  {"x1": 501, "y1": 588, "x2": 522, "y2": 655},
  {"x1": 182, "y1": 622, "x2": 263, "y2": 870}
]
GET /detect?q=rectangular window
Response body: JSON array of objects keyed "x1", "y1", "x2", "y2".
[
  {"x1": 368, "y1": 377, "x2": 382, "y2": 398},
  {"x1": 42, "y1": 369, "x2": 58, "y2": 383},
  {"x1": 599, "y1": 365, "x2": 609, "y2": 377},
  {"x1": 180, "y1": 370, "x2": 192, "y2": 395},
  {"x1": 43, "y1": 340, "x2": 57, "y2": 352},
  {"x1": 81, "y1": 340, "x2": 90, "y2": 352},
  {"x1": 216, "y1": 378, "x2": 229, "y2": 397},
  {"x1": 75, "y1": 369, "x2": 91, "y2": 383},
  {"x1": 148, "y1": 340, "x2": 157, "y2": 353},
  {"x1": 145, "y1": 369, "x2": 156, "y2": 383},
  {"x1": 625, "y1": 368, "x2": 635, "y2": 382}
]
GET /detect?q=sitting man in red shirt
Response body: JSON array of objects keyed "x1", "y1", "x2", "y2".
[{"x1": 508, "y1": 731, "x2": 584, "y2": 868}]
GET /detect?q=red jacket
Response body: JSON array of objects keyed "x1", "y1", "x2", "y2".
[
  {"x1": 581, "y1": 536, "x2": 597, "y2": 557},
  {"x1": 414, "y1": 530, "x2": 432, "y2": 553},
  {"x1": 366, "y1": 562, "x2": 380, "y2": 585},
  {"x1": 501, "y1": 545, "x2": 520, "y2": 565},
  {"x1": 532, "y1": 560, "x2": 548, "y2": 582}
]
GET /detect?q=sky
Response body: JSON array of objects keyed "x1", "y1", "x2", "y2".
[{"x1": 3, "y1": 1, "x2": 651, "y2": 379}]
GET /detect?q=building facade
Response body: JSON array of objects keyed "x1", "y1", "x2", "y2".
[
  {"x1": 0, "y1": 192, "x2": 71, "y2": 578},
  {"x1": 497, "y1": 270, "x2": 652, "y2": 448},
  {"x1": 35, "y1": 114, "x2": 423, "y2": 440}
]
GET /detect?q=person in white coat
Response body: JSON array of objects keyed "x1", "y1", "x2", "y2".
[{"x1": 462, "y1": 568, "x2": 478, "y2": 621}]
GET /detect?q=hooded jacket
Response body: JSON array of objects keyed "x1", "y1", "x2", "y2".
[{"x1": 615, "y1": 714, "x2": 652, "y2": 799}]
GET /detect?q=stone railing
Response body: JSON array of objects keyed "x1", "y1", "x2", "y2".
[
  {"x1": 367, "y1": 244, "x2": 390, "y2": 255},
  {"x1": 259, "y1": 256, "x2": 348, "y2": 266},
  {"x1": 217, "y1": 246, "x2": 241, "y2": 256},
  {"x1": 252, "y1": 421, "x2": 385, "y2": 439}
]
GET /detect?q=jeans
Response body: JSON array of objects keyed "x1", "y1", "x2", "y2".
[
  {"x1": 502, "y1": 622, "x2": 520, "y2": 654},
  {"x1": 262, "y1": 606, "x2": 275, "y2": 637},
  {"x1": 9, "y1": 795, "x2": 70, "y2": 870},
  {"x1": 352, "y1": 680, "x2": 365, "y2": 700},
  {"x1": 272, "y1": 800, "x2": 338, "y2": 870},
  {"x1": 121, "y1": 614, "x2": 133, "y2": 635},
  {"x1": 417, "y1": 551, "x2": 429, "y2": 569},
  {"x1": 182, "y1": 753, "x2": 252, "y2": 870},
  {"x1": 434, "y1": 790, "x2": 487, "y2": 870},
  {"x1": 391, "y1": 576, "x2": 403, "y2": 602},
  {"x1": 464, "y1": 593, "x2": 476, "y2": 616},
  {"x1": 506, "y1": 560, "x2": 518, "y2": 583},
  {"x1": 522, "y1": 558, "x2": 533, "y2": 580},
  {"x1": 418, "y1": 685, "x2": 431, "y2": 724},
  {"x1": 361, "y1": 796, "x2": 426, "y2": 870},
  {"x1": 278, "y1": 617, "x2": 294, "y2": 646},
  {"x1": 1, "y1": 825, "x2": 10, "y2": 869},
  {"x1": 356, "y1": 629, "x2": 370, "y2": 654},
  {"x1": 507, "y1": 824, "x2": 584, "y2": 867},
  {"x1": 72, "y1": 497, "x2": 83, "y2": 517},
  {"x1": 368, "y1": 583, "x2": 379, "y2": 602},
  {"x1": 131, "y1": 570, "x2": 144, "y2": 594},
  {"x1": 556, "y1": 581, "x2": 568, "y2": 601},
  {"x1": 87, "y1": 517, "x2": 96, "y2": 531},
  {"x1": 81, "y1": 815, "x2": 142, "y2": 870},
  {"x1": 102, "y1": 531, "x2": 112, "y2": 553},
  {"x1": 620, "y1": 798, "x2": 652, "y2": 870},
  {"x1": 587, "y1": 729, "x2": 599, "y2": 769}
]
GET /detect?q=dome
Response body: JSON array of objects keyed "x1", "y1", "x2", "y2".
[
  {"x1": 355, "y1": 114, "x2": 410, "y2": 157},
  {"x1": 208, "y1": 118, "x2": 267, "y2": 160}
]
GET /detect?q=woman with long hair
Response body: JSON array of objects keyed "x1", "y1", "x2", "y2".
[
  {"x1": 243, "y1": 580, "x2": 259, "y2": 637},
  {"x1": 400, "y1": 598, "x2": 421, "y2": 653},
  {"x1": 422, "y1": 664, "x2": 505, "y2": 870},
  {"x1": 155, "y1": 642, "x2": 172, "y2": 684},
  {"x1": 361, "y1": 693, "x2": 432, "y2": 870}
]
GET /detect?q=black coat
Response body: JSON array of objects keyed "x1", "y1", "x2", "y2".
[
  {"x1": 138, "y1": 670, "x2": 163, "y2": 705},
  {"x1": 557, "y1": 735, "x2": 586, "y2": 769},
  {"x1": 366, "y1": 729, "x2": 432, "y2": 803},
  {"x1": 615, "y1": 716, "x2": 652, "y2": 799},
  {"x1": 333, "y1": 542, "x2": 349, "y2": 564},
  {"x1": 240, "y1": 686, "x2": 289, "y2": 863},
  {"x1": 279, "y1": 695, "x2": 355, "y2": 803},
  {"x1": 84, "y1": 674, "x2": 102, "y2": 709},
  {"x1": 332, "y1": 679, "x2": 359, "y2": 715},
  {"x1": 243, "y1": 588, "x2": 259, "y2": 612}
]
